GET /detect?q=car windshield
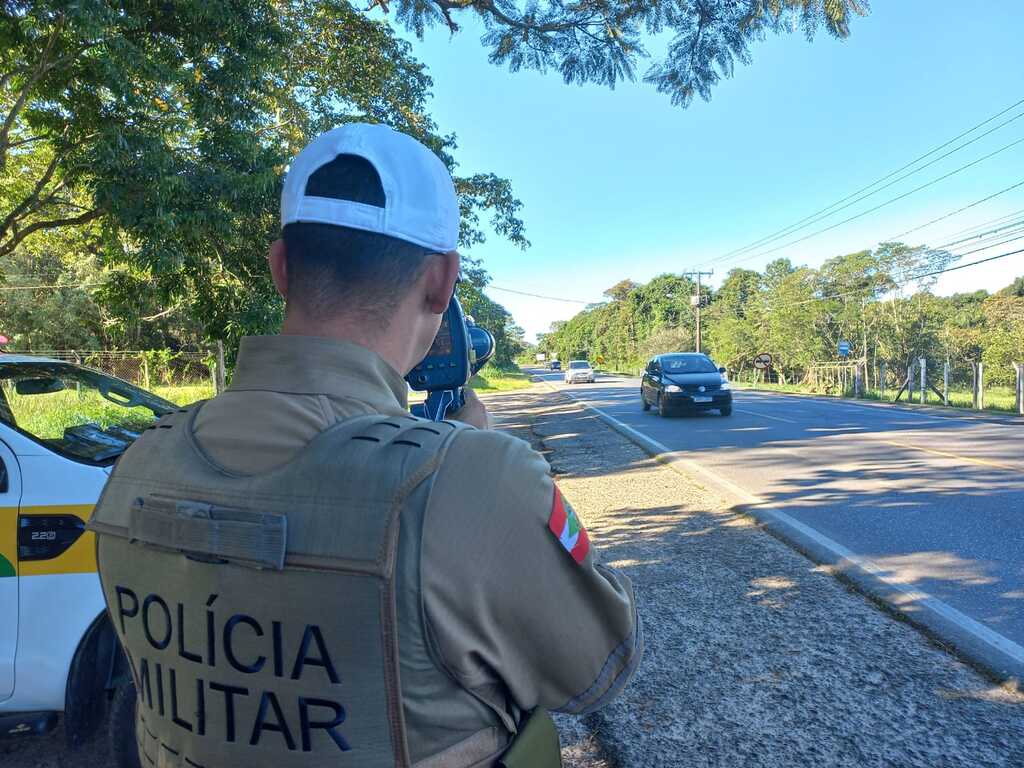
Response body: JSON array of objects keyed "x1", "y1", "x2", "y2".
[
  {"x1": 569, "y1": 361, "x2": 591, "y2": 369},
  {"x1": 0, "y1": 361, "x2": 176, "y2": 464},
  {"x1": 661, "y1": 355, "x2": 718, "y2": 374}
]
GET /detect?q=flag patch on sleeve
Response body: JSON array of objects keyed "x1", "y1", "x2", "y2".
[{"x1": 548, "y1": 486, "x2": 590, "y2": 564}]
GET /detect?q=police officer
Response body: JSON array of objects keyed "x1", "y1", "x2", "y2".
[{"x1": 89, "y1": 124, "x2": 641, "y2": 768}]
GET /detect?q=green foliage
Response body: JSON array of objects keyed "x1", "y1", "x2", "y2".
[
  {"x1": 457, "y1": 265, "x2": 526, "y2": 368},
  {"x1": 1, "y1": 1, "x2": 528, "y2": 353},
  {"x1": 542, "y1": 243, "x2": 1024, "y2": 390},
  {"x1": 380, "y1": 0, "x2": 868, "y2": 107},
  {"x1": 469, "y1": 364, "x2": 531, "y2": 392}
]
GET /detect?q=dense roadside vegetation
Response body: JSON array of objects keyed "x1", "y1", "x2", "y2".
[
  {"x1": 535, "y1": 244, "x2": 1024, "y2": 392},
  {"x1": 0, "y1": 1, "x2": 526, "y2": 366},
  {"x1": 0, "y1": 2, "x2": 866, "y2": 373}
]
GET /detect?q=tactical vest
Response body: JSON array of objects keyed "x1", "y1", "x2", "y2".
[{"x1": 89, "y1": 406, "x2": 512, "y2": 768}]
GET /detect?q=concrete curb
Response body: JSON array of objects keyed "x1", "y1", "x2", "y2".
[{"x1": 546, "y1": 382, "x2": 1024, "y2": 689}]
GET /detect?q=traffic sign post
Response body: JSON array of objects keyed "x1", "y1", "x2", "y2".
[{"x1": 1011, "y1": 364, "x2": 1019, "y2": 417}]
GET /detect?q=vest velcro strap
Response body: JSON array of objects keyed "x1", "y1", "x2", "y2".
[{"x1": 129, "y1": 495, "x2": 287, "y2": 570}]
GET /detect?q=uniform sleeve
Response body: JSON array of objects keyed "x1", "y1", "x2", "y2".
[{"x1": 420, "y1": 429, "x2": 642, "y2": 715}]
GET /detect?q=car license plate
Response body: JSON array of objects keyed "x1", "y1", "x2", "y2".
[{"x1": 692, "y1": 396, "x2": 712, "y2": 403}]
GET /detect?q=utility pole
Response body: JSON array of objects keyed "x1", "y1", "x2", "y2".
[{"x1": 683, "y1": 270, "x2": 714, "y2": 353}]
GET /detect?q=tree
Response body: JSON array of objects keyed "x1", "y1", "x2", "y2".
[
  {"x1": 604, "y1": 279, "x2": 638, "y2": 301},
  {"x1": 1, "y1": 1, "x2": 527, "y2": 351},
  {"x1": 376, "y1": 0, "x2": 870, "y2": 107},
  {"x1": 540, "y1": 242, "x2": 1022, "y2": 389},
  {"x1": 998, "y1": 275, "x2": 1024, "y2": 297}
]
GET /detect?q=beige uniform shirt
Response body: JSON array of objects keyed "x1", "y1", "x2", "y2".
[{"x1": 193, "y1": 336, "x2": 642, "y2": 754}]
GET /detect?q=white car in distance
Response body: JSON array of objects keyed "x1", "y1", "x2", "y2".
[{"x1": 564, "y1": 360, "x2": 595, "y2": 384}]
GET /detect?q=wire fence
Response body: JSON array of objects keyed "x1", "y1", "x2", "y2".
[
  {"x1": 740, "y1": 358, "x2": 1024, "y2": 415},
  {"x1": 16, "y1": 349, "x2": 219, "y2": 403}
]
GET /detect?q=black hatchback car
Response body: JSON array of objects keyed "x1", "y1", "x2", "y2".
[{"x1": 641, "y1": 353, "x2": 732, "y2": 416}]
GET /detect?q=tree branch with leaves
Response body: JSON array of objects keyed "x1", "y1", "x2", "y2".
[{"x1": 372, "y1": 0, "x2": 869, "y2": 106}]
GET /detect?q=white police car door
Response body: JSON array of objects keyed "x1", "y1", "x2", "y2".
[{"x1": 0, "y1": 439, "x2": 21, "y2": 701}]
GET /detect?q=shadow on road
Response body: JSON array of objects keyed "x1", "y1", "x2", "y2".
[{"x1": 493, "y1": 387, "x2": 1024, "y2": 767}]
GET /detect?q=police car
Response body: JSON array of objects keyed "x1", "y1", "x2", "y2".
[{"x1": 0, "y1": 354, "x2": 176, "y2": 763}]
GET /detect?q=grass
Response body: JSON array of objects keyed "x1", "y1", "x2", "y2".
[
  {"x1": 407, "y1": 364, "x2": 534, "y2": 405},
  {"x1": 469, "y1": 366, "x2": 532, "y2": 392},
  {"x1": 734, "y1": 380, "x2": 1022, "y2": 414},
  {"x1": 3, "y1": 383, "x2": 215, "y2": 441},
  {"x1": 151, "y1": 383, "x2": 214, "y2": 405}
]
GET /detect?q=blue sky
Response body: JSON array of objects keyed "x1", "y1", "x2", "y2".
[{"x1": 395, "y1": 2, "x2": 1024, "y2": 340}]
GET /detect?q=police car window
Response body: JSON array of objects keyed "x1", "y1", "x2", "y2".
[
  {"x1": 0, "y1": 362, "x2": 175, "y2": 464},
  {"x1": 661, "y1": 355, "x2": 718, "y2": 373}
]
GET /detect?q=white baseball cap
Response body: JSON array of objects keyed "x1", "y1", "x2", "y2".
[{"x1": 280, "y1": 123, "x2": 459, "y2": 252}]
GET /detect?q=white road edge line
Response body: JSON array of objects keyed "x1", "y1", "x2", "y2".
[{"x1": 544, "y1": 380, "x2": 1024, "y2": 682}]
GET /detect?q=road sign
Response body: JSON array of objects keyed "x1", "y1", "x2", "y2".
[
  {"x1": 838, "y1": 340, "x2": 851, "y2": 357},
  {"x1": 753, "y1": 352, "x2": 772, "y2": 370}
]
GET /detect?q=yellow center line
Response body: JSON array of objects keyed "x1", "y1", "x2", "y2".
[{"x1": 877, "y1": 439, "x2": 1020, "y2": 471}]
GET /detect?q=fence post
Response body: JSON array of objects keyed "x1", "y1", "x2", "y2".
[
  {"x1": 919, "y1": 357, "x2": 926, "y2": 404},
  {"x1": 1016, "y1": 362, "x2": 1023, "y2": 416},
  {"x1": 215, "y1": 340, "x2": 227, "y2": 395},
  {"x1": 907, "y1": 362, "x2": 914, "y2": 401},
  {"x1": 880, "y1": 362, "x2": 886, "y2": 399},
  {"x1": 977, "y1": 362, "x2": 984, "y2": 410},
  {"x1": 943, "y1": 360, "x2": 950, "y2": 407},
  {"x1": 140, "y1": 354, "x2": 151, "y2": 390}
]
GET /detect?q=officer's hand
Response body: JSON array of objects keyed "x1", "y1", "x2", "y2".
[{"x1": 450, "y1": 388, "x2": 491, "y2": 430}]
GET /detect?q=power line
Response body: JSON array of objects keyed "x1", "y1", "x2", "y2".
[
  {"x1": 708, "y1": 97, "x2": 1024, "y2": 264},
  {"x1": 488, "y1": 284, "x2": 595, "y2": 304},
  {"x1": 934, "y1": 220, "x2": 1024, "y2": 251},
  {"x1": 716, "y1": 136, "x2": 1024, "y2": 268},
  {"x1": 0, "y1": 280, "x2": 106, "y2": 291},
  {"x1": 935, "y1": 205, "x2": 1024, "y2": 240},
  {"x1": 886, "y1": 178, "x2": 1024, "y2": 240},
  {"x1": 772, "y1": 240, "x2": 1024, "y2": 309},
  {"x1": 706, "y1": 110, "x2": 1024, "y2": 267}
]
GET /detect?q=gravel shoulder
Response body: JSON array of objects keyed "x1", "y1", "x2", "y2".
[
  {"x1": 486, "y1": 386, "x2": 1024, "y2": 768},
  {"x1": 4, "y1": 385, "x2": 1021, "y2": 767}
]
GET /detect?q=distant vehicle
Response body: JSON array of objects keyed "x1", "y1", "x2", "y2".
[
  {"x1": 549, "y1": 360, "x2": 561, "y2": 371},
  {"x1": 564, "y1": 360, "x2": 595, "y2": 384},
  {"x1": 0, "y1": 355, "x2": 176, "y2": 764},
  {"x1": 641, "y1": 353, "x2": 732, "y2": 416}
]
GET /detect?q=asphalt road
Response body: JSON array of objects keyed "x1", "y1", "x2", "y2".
[{"x1": 531, "y1": 368, "x2": 1024, "y2": 655}]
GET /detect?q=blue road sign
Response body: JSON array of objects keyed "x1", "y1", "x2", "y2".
[{"x1": 838, "y1": 340, "x2": 851, "y2": 357}]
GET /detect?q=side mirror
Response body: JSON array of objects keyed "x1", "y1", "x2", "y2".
[
  {"x1": 15, "y1": 377, "x2": 65, "y2": 395},
  {"x1": 718, "y1": 367, "x2": 727, "y2": 374}
]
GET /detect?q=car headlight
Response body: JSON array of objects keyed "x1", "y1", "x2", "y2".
[
  {"x1": 719, "y1": 380, "x2": 731, "y2": 391},
  {"x1": 664, "y1": 384, "x2": 682, "y2": 393}
]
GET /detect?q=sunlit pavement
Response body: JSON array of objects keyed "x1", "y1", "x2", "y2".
[
  {"x1": 528, "y1": 368, "x2": 1024, "y2": 656},
  {"x1": 492, "y1": 383, "x2": 1023, "y2": 767}
]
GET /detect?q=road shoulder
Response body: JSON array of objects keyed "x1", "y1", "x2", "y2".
[{"x1": 487, "y1": 386, "x2": 1024, "y2": 768}]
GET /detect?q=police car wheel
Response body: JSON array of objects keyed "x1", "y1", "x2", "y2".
[
  {"x1": 109, "y1": 682, "x2": 142, "y2": 768},
  {"x1": 641, "y1": 392, "x2": 651, "y2": 411}
]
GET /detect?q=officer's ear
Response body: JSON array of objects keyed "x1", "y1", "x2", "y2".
[
  {"x1": 422, "y1": 251, "x2": 460, "y2": 315},
  {"x1": 268, "y1": 238, "x2": 288, "y2": 299}
]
